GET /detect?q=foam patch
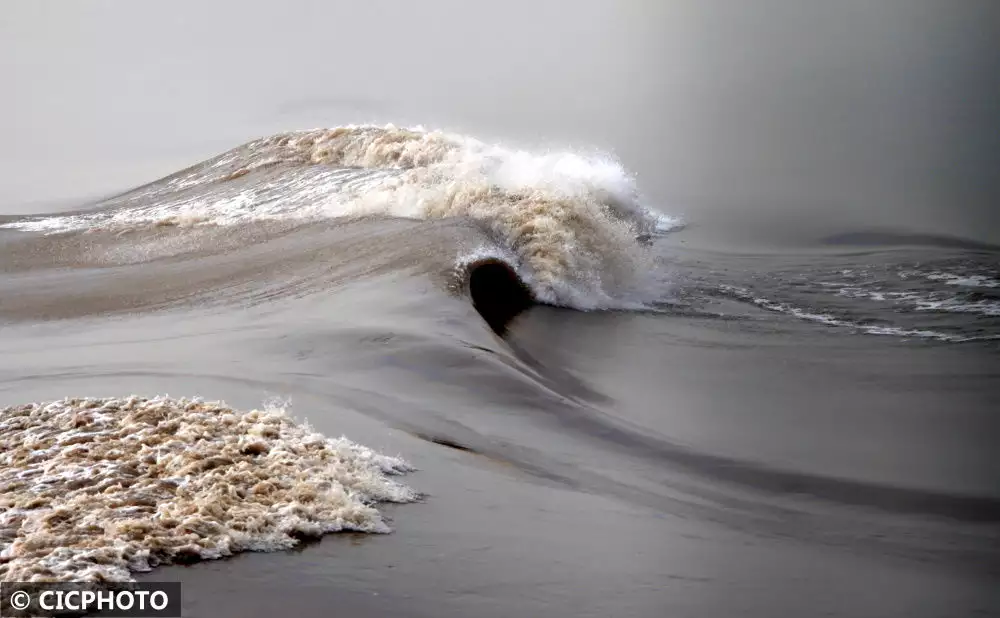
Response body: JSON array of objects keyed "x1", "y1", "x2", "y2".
[{"x1": 0, "y1": 396, "x2": 417, "y2": 582}]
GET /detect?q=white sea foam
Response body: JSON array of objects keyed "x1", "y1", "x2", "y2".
[
  {"x1": 912, "y1": 271, "x2": 1000, "y2": 289},
  {"x1": 0, "y1": 396, "x2": 417, "y2": 582},
  {"x1": 907, "y1": 295, "x2": 1000, "y2": 317},
  {"x1": 720, "y1": 285, "x2": 994, "y2": 342},
  {"x1": 837, "y1": 287, "x2": 1000, "y2": 317}
]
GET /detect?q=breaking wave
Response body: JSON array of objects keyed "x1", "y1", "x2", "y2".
[
  {"x1": 0, "y1": 396, "x2": 417, "y2": 582},
  {"x1": 2, "y1": 125, "x2": 681, "y2": 309}
]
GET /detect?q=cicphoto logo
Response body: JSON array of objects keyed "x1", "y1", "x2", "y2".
[{"x1": 1, "y1": 582, "x2": 181, "y2": 617}]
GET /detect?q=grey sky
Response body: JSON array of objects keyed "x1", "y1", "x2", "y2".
[{"x1": 1, "y1": 0, "x2": 997, "y2": 241}]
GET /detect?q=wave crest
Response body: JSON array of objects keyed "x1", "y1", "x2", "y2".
[{"x1": 4, "y1": 125, "x2": 681, "y2": 309}]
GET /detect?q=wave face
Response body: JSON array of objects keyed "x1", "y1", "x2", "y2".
[
  {"x1": 0, "y1": 396, "x2": 416, "y2": 582},
  {"x1": 3, "y1": 125, "x2": 680, "y2": 309}
]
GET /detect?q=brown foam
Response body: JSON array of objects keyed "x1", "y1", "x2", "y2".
[{"x1": 0, "y1": 396, "x2": 417, "y2": 582}]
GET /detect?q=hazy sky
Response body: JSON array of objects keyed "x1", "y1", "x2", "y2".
[{"x1": 1, "y1": 0, "x2": 997, "y2": 242}]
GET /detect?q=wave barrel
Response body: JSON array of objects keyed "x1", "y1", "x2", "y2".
[{"x1": 466, "y1": 259, "x2": 535, "y2": 336}]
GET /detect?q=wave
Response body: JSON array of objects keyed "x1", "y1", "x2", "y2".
[
  {"x1": 820, "y1": 266, "x2": 1000, "y2": 318},
  {"x1": 719, "y1": 285, "x2": 998, "y2": 342},
  {"x1": 0, "y1": 396, "x2": 417, "y2": 582},
  {"x1": 836, "y1": 287, "x2": 1000, "y2": 317},
  {"x1": 902, "y1": 270, "x2": 1000, "y2": 289},
  {"x1": 2, "y1": 125, "x2": 681, "y2": 310}
]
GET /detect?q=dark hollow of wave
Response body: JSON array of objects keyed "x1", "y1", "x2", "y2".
[{"x1": 466, "y1": 259, "x2": 535, "y2": 336}]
